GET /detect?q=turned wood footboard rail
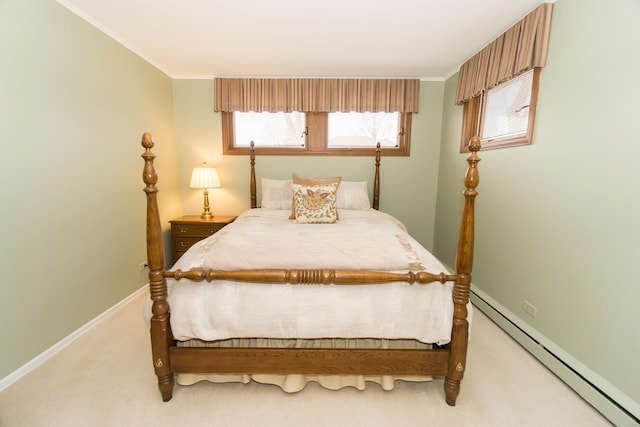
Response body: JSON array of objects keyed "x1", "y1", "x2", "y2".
[
  {"x1": 141, "y1": 132, "x2": 480, "y2": 405},
  {"x1": 164, "y1": 268, "x2": 458, "y2": 285}
]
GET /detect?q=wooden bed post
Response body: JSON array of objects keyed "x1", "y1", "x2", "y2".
[
  {"x1": 250, "y1": 141, "x2": 257, "y2": 209},
  {"x1": 445, "y1": 135, "x2": 481, "y2": 406},
  {"x1": 141, "y1": 133, "x2": 175, "y2": 401},
  {"x1": 373, "y1": 143, "x2": 381, "y2": 210}
]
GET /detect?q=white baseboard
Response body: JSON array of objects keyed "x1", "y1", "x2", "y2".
[
  {"x1": 0, "y1": 285, "x2": 148, "y2": 392},
  {"x1": 471, "y1": 287, "x2": 639, "y2": 427}
]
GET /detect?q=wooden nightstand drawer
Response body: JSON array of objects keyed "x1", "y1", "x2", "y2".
[
  {"x1": 174, "y1": 237, "x2": 205, "y2": 251},
  {"x1": 169, "y1": 215, "x2": 236, "y2": 264},
  {"x1": 173, "y1": 223, "x2": 225, "y2": 237}
]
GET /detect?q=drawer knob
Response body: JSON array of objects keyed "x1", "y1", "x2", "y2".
[{"x1": 179, "y1": 227, "x2": 189, "y2": 233}]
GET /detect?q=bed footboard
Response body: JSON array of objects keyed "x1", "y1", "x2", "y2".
[{"x1": 141, "y1": 132, "x2": 480, "y2": 405}]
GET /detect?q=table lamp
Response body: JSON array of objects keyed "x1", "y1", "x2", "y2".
[{"x1": 190, "y1": 163, "x2": 221, "y2": 220}]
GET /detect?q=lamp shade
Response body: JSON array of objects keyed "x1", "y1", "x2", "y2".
[{"x1": 190, "y1": 164, "x2": 221, "y2": 189}]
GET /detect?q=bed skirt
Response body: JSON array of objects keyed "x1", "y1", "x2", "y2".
[{"x1": 176, "y1": 338, "x2": 433, "y2": 392}]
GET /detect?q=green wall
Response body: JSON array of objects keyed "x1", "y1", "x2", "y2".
[
  {"x1": 436, "y1": 0, "x2": 640, "y2": 421},
  {"x1": 171, "y1": 79, "x2": 445, "y2": 253},
  {"x1": 0, "y1": 0, "x2": 181, "y2": 380}
]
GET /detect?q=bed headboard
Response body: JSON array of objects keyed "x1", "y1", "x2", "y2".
[{"x1": 248, "y1": 142, "x2": 382, "y2": 210}]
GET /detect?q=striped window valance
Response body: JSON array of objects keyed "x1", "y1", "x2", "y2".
[
  {"x1": 214, "y1": 78, "x2": 420, "y2": 113},
  {"x1": 455, "y1": 3, "x2": 553, "y2": 105}
]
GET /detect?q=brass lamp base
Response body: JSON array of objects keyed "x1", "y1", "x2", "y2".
[{"x1": 200, "y1": 189, "x2": 214, "y2": 220}]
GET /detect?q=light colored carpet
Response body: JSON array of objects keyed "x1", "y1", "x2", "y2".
[{"x1": 0, "y1": 291, "x2": 611, "y2": 427}]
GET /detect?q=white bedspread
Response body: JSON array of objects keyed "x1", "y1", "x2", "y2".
[{"x1": 165, "y1": 209, "x2": 457, "y2": 345}]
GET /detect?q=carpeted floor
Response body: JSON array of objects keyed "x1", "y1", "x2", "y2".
[{"x1": 0, "y1": 291, "x2": 612, "y2": 426}]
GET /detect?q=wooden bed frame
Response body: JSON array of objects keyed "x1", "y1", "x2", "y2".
[{"x1": 141, "y1": 132, "x2": 481, "y2": 405}]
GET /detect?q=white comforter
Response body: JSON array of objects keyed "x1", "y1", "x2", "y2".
[{"x1": 165, "y1": 209, "x2": 457, "y2": 345}]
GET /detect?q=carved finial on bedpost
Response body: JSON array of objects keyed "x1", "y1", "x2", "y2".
[
  {"x1": 445, "y1": 135, "x2": 481, "y2": 406},
  {"x1": 463, "y1": 135, "x2": 481, "y2": 203},
  {"x1": 141, "y1": 132, "x2": 164, "y2": 269},
  {"x1": 141, "y1": 132, "x2": 157, "y2": 192},
  {"x1": 373, "y1": 142, "x2": 381, "y2": 210},
  {"x1": 250, "y1": 141, "x2": 257, "y2": 209}
]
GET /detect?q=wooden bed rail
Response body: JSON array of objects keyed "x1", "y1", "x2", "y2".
[{"x1": 164, "y1": 268, "x2": 458, "y2": 285}]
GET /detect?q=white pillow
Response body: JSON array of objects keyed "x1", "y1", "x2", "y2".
[
  {"x1": 260, "y1": 178, "x2": 292, "y2": 210},
  {"x1": 336, "y1": 181, "x2": 371, "y2": 210}
]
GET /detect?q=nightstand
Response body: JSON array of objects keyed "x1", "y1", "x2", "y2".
[{"x1": 169, "y1": 215, "x2": 236, "y2": 263}]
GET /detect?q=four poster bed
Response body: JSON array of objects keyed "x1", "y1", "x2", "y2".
[{"x1": 141, "y1": 132, "x2": 481, "y2": 405}]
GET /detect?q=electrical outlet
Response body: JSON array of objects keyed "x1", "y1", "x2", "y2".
[
  {"x1": 138, "y1": 262, "x2": 149, "y2": 272},
  {"x1": 523, "y1": 300, "x2": 537, "y2": 318}
]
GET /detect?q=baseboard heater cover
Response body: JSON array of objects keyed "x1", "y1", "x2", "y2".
[{"x1": 470, "y1": 288, "x2": 639, "y2": 427}]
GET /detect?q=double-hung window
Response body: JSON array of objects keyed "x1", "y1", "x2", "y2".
[{"x1": 215, "y1": 78, "x2": 418, "y2": 156}]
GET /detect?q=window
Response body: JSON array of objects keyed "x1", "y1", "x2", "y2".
[
  {"x1": 328, "y1": 112, "x2": 401, "y2": 148},
  {"x1": 223, "y1": 111, "x2": 412, "y2": 156},
  {"x1": 455, "y1": 3, "x2": 552, "y2": 152},
  {"x1": 461, "y1": 68, "x2": 540, "y2": 152},
  {"x1": 233, "y1": 112, "x2": 306, "y2": 148},
  {"x1": 481, "y1": 70, "x2": 534, "y2": 141},
  {"x1": 215, "y1": 78, "x2": 418, "y2": 156}
]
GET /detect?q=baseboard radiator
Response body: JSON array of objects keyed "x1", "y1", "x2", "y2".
[{"x1": 471, "y1": 288, "x2": 639, "y2": 427}]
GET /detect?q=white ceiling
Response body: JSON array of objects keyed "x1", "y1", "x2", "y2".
[{"x1": 57, "y1": 0, "x2": 548, "y2": 80}]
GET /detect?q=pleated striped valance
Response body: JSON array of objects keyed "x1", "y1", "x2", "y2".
[
  {"x1": 214, "y1": 78, "x2": 420, "y2": 113},
  {"x1": 455, "y1": 3, "x2": 553, "y2": 105}
]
